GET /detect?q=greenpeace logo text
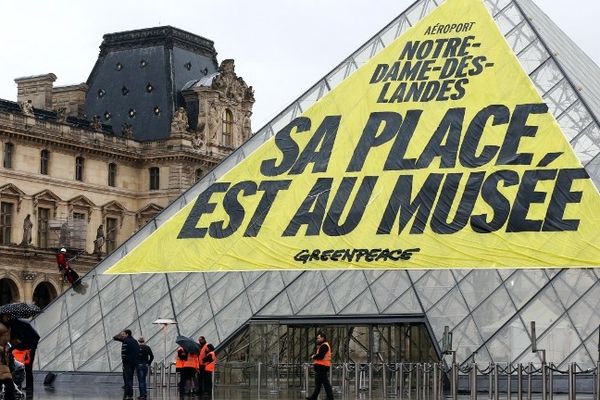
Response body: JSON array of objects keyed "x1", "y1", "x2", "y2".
[{"x1": 294, "y1": 248, "x2": 421, "y2": 264}]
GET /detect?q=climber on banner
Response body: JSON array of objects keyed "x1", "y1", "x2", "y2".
[{"x1": 56, "y1": 248, "x2": 80, "y2": 285}]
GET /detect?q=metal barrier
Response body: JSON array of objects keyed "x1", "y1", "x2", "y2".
[{"x1": 146, "y1": 360, "x2": 599, "y2": 399}]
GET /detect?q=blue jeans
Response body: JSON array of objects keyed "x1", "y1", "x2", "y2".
[
  {"x1": 136, "y1": 364, "x2": 148, "y2": 397},
  {"x1": 123, "y1": 364, "x2": 136, "y2": 396}
]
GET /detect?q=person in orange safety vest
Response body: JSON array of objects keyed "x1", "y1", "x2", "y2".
[
  {"x1": 202, "y1": 344, "x2": 216, "y2": 397},
  {"x1": 306, "y1": 331, "x2": 333, "y2": 400}
]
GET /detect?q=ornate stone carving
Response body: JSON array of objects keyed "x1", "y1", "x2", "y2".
[
  {"x1": 192, "y1": 133, "x2": 204, "y2": 151},
  {"x1": 20, "y1": 100, "x2": 34, "y2": 116},
  {"x1": 21, "y1": 271, "x2": 36, "y2": 281},
  {"x1": 91, "y1": 115, "x2": 102, "y2": 131},
  {"x1": 242, "y1": 111, "x2": 252, "y2": 140},
  {"x1": 93, "y1": 224, "x2": 105, "y2": 257},
  {"x1": 20, "y1": 214, "x2": 33, "y2": 247},
  {"x1": 171, "y1": 106, "x2": 189, "y2": 133},
  {"x1": 121, "y1": 122, "x2": 134, "y2": 138},
  {"x1": 55, "y1": 107, "x2": 67, "y2": 123},
  {"x1": 207, "y1": 101, "x2": 220, "y2": 145},
  {"x1": 211, "y1": 59, "x2": 252, "y2": 105}
]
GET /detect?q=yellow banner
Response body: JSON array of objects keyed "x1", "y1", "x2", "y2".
[{"x1": 107, "y1": 0, "x2": 600, "y2": 273}]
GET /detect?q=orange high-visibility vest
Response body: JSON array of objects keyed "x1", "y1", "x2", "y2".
[
  {"x1": 175, "y1": 347, "x2": 185, "y2": 369},
  {"x1": 12, "y1": 349, "x2": 31, "y2": 366},
  {"x1": 198, "y1": 344, "x2": 208, "y2": 367},
  {"x1": 313, "y1": 342, "x2": 331, "y2": 367},
  {"x1": 205, "y1": 351, "x2": 217, "y2": 372},
  {"x1": 183, "y1": 352, "x2": 199, "y2": 370}
]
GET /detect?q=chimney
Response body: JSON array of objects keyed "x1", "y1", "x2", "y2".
[{"x1": 15, "y1": 73, "x2": 57, "y2": 110}]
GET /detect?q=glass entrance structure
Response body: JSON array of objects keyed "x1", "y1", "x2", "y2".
[{"x1": 32, "y1": 0, "x2": 600, "y2": 373}]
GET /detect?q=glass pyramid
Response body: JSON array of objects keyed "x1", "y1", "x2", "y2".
[{"x1": 33, "y1": 0, "x2": 600, "y2": 372}]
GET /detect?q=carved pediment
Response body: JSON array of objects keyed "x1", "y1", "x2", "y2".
[
  {"x1": 33, "y1": 189, "x2": 62, "y2": 214},
  {"x1": 102, "y1": 200, "x2": 127, "y2": 227},
  {"x1": 136, "y1": 203, "x2": 164, "y2": 226},
  {"x1": 0, "y1": 183, "x2": 25, "y2": 211},
  {"x1": 67, "y1": 195, "x2": 96, "y2": 222}
]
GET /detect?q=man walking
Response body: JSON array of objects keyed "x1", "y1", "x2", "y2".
[
  {"x1": 306, "y1": 331, "x2": 333, "y2": 400},
  {"x1": 136, "y1": 337, "x2": 153, "y2": 400},
  {"x1": 113, "y1": 329, "x2": 140, "y2": 400}
]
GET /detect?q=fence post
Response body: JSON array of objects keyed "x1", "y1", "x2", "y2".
[
  {"x1": 596, "y1": 361, "x2": 600, "y2": 400},
  {"x1": 542, "y1": 361, "x2": 547, "y2": 400},
  {"x1": 494, "y1": 362, "x2": 499, "y2": 400},
  {"x1": 568, "y1": 362, "x2": 576, "y2": 400},
  {"x1": 355, "y1": 363, "x2": 360, "y2": 398},
  {"x1": 166, "y1": 362, "x2": 171, "y2": 392},
  {"x1": 399, "y1": 363, "x2": 405, "y2": 400},
  {"x1": 548, "y1": 363, "x2": 553, "y2": 400},
  {"x1": 433, "y1": 363, "x2": 438, "y2": 400},
  {"x1": 368, "y1": 363, "x2": 373, "y2": 399},
  {"x1": 383, "y1": 363, "x2": 388, "y2": 398},
  {"x1": 527, "y1": 363, "x2": 533, "y2": 400},
  {"x1": 507, "y1": 363, "x2": 512, "y2": 400},
  {"x1": 451, "y1": 362, "x2": 458, "y2": 400},
  {"x1": 489, "y1": 362, "x2": 493, "y2": 400},
  {"x1": 471, "y1": 363, "x2": 478, "y2": 400},
  {"x1": 416, "y1": 364, "x2": 421, "y2": 400}
]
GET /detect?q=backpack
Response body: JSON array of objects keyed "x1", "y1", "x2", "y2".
[{"x1": 43, "y1": 372, "x2": 57, "y2": 386}]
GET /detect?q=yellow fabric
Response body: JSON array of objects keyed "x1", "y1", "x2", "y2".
[{"x1": 106, "y1": 0, "x2": 600, "y2": 274}]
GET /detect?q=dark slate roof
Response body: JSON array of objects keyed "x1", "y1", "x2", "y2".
[{"x1": 85, "y1": 26, "x2": 219, "y2": 142}]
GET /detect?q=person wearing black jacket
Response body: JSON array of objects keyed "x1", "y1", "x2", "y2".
[
  {"x1": 113, "y1": 330, "x2": 140, "y2": 400},
  {"x1": 306, "y1": 332, "x2": 334, "y2": 400},
  {"x1": 136, "y1": 337, "x2": 153, "y2": 400}
]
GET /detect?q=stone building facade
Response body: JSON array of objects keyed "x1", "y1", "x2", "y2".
[{"x1": 0, "y1": 26, "x2": 254, "y2": 307}]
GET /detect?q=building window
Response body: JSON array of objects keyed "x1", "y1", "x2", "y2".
[
  {"x1": 108, "y1": 163, "x2": 117, "y2": 187},
  {"x1": 0, "y1": 202, "x2": 13, "y2": 245},
  {"x1": 37, "y1": 207, "x2": 50, "y2": 248},
  {"x1": 195, "y1": 168, "x2": 203, "y2": 182},
  {"x1": 149, "y1": 167, "x2": 160, "y2": 190},
  {"x1": 222, "y1": 109, "x2": 233, "y2": 147},
  {"x1": 106, "y1": 217, "x2": 118, "y2": 254},
  {"x1": 75, "y1": 156, "x2": 84, "y2": 181},
  {"x1": 40, "y1": 149, "x2": 49, "y2": 175},
  {"x1": 3, "y1": 143, "x2": 13, "y2": 169}
]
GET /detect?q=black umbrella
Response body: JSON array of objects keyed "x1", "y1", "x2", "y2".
[
  {"x1": 176, "y1": 335, "x2": 200, "y2": 355},
  {"x1": 0, "y1": 303, "x2": 42, "y2": 319},
  {"x1": 11, "y1": 319, "x2": 40, "y2": 350}
]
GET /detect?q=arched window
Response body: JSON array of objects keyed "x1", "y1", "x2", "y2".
[
  {"x1": 75, "y1": 156, "x2": 85, "y2": 181},
  {"x1": 0, "y1": 278, "x2": 19, "y2": 305},
  {"x1": 40, "y1": 149, "x2": 50, "y2": 175},
  {"x1": 33, "y1": 282, "x2": 57, "y2": 309},
  {"x1": 222, "y1": 109, "x2": 233, "y2": 147},
  {"x1": 195, "y1": 168, "x2": 203, "y2": 182},
  {"x1": 108, "y1": 162, "x2": 117, "y2": 187},
  {"x1": 3, "y1": 142, "x2": 13, "y2": 169}
]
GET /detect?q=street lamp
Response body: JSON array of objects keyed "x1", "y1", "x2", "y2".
[{"x1": 153, "y1": 318, "x2": 177, "y2": 367}]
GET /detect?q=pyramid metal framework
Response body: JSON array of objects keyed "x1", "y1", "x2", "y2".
[{"x1": 32, "y1": 0, "x2": 600, "y2": 372}]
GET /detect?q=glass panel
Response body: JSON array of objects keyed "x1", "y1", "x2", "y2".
[
  {"x1": 572, "y1": 123, "x2": 600, "y2": 165},
  {"x1": 246, "y1": 272, "x2": 285, "y2": 313},
  {"x1": 145, "y1": 320, "x2": 180, "y2": 366},
  {"x1": 214, "y1": 294, "x2": 252, "y2": 341},
  {"x1": 494, "y1": 4, "x2": 523, "y2": 35},
  {"x1": 171, "y1": 273, "x2": 207, "y2": 314},
  {"x1": 504, "y1": 269, "x2": 547, "y2": 309},
  {"x1": 426, "y1": 287, "x2": 469, "y2": 334},
  {"x1": 134, "y1": 274, "x2": 168, "y2": 316},
  {"x1": 505, "y1": 23, "x2": 536, "y2": 55},
  {"x1": 130, "y1": 272, "x2": 153, "y2": 291},
  {"x1": 471, "y1": 286, "x2": 516, "y2": 342},
  {"x1": 363, "y1": 270, "x2": 385, "y2": 284},
  {"x1": 240, "y1": 271, "x2": 263, "y2": 287},
  {"x1": 42, "y1": 346, "x2": 73, "y2": 372},
  {"x1": 32, "y1": 296, "x2": 67, "y2": 337},
  {"x1": 552, "y1": 269, "x2": 596, "y2": 309},
  {"x1": 583, "y1": 327, "x2": 600, "y2": 369},
  {"x1": 256, "y1": 291, "x2": 294, "y2": 316},
  {"x1": 79, "y1": 345, "x2": 110, "y2": 372},
  {"x1": 485, "y1": 0, "x2": 512, "y2": 16},
  {"x1": 207, "y1": 272, "x2": 245, "y2": 314},
  {"x1": 177, "y1": 292, "x2": 214, "y2": 338},
  {"x1": 586, "y1": 155, "x2": 600, "y2": 190},
  {"x1": 384, "y1": 287, "x2": 422, "y2": 314},
  {"x1": 191, "y1": 319, "x2": 219, "y2": 349},
  {"x1": 558, "y1": 342, "x2": 594, "y2": 370},
  {"x1": 379, "y1": 17, "x2": 410, "y2": 47},
  {"x1": 543, "y1": 80, "x2": 576, "y2": 117},
  {"x1": 370, "y1": 270, "x2": 412, "y2": 311},
  {"x1": 485, "y1": 317, "x2": 529, "y2": 362},
  {"x1": 567, "y1": 283, "x2": 600, "y2": 339},
  {"x1": 530, "y1": 59, "x2": 563, "y2": 93},
  {"x1": 534, "y1": 314, "x2": 583, "y2": 366},
  {"x1": 414, "y1": 269, "x2": 456, "y2": 310},
  {"x1": 340, "y1": 290, "x2": 378, "y2": 314},
  {"x1": 65, "y1": 275, "x2": 98, "y2": 315},
  {"x1": 102, "y1": 294, "x2": 138, "y2": 342},
  {"x1": 137, "y1": 295, "x2": 175, "y2": 344},
  {"x1": 297, "y1": 290, "x2": 335, "y2": 315},
  {"x1": 517, "y1": 40, "x2": 549, "y2": 74},
  {"x1": 37, "y1": 320, "x2": 71, "y2": 370},
  {"x1": 328, "y1": 271, "x2": 368, "y2": 312},
  {"x1": 520, "y1": 286, "x2": 564, "y2": 334},
  {"x1": 452, "y1": 316, "x2": 485, "y2": 362},
  {"x1": 99, "y1": 275, "x2": 133, "y2": 315},
  {"x1": 405, "y1": 0, "x2": 437, "y2": 25},
  {"x1": 72, "y1": 320, "x2": 105, "y2": 369},
  {"x1": 557, "y1": 102, "x2": 593, "y2": 141},
  {"x1": 167, "y1": 272, "x2": 190, "y2": 288},
  {"x1": 281, "y1": 271, "x2": 303, "y2": 285},
  {"x1": 286, "y1": 272, "x2": 325, "y2": 313},
  {"x1": 69, "y1": 296, "x2": 101, "y2": 343},
  {"x1": 459, "y1": 270, "x2": 501, "y2": 310},
  {"x1": 322, "y1": 270, "x2": 343, "y2": 286}
]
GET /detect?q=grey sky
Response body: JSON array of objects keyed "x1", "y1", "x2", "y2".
[{"x1": 1, "y1": 1, "x2": 598, "y2": 129}]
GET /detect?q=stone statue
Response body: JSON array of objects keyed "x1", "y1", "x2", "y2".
[
  {"x1": 170, "y1": 107, "x2": 189, "y2": 133},
  {"x1": 59, "y1": 222, "x2": 70, "y2": 248},
  {"x1": 55, "y1": 107, "x2": 67, "y2": 123},
  {"x1": 121, "y1": 123, "x2": 134, "y2": 139},
  {"x1": 212, "y1": 59, "x2": 246, "y2": 103},
  {"x1": 20, "y1": 214, "x2": 33, "y2": 247},
  {"x1": 244, "y1": 86, "x2": 255, "y2": 103},
  {"x1": 20, "y1": 100, "x2": 34, "y2": 116},
  {"x1": 207, "y1": 102, "x2": 220, "y2": 144},
  {"x1": 91, "y1": 116, "x2": 102, "y2": 131},
  {"x1": 242, "y1": 112, "x2": 252, "y2": 140},
  {"x1": 192, "y1": 134, "x2": 204, "y2": 150},
  {"x1": 93, "y1": 224, "x2": 105, "y2": 257}
]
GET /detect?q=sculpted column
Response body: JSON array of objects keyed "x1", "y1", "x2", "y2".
[{"x1": 21, "y1": 272, "x2": 37, "y2": 303}]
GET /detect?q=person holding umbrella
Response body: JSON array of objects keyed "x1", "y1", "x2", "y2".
[
  {"x1": 0, "y1": 314, "x2": 15, "y2": 400},
  {"x1": 10, "y1": 318, "x2": 39, "y2": 392},
  {"x1": 175, "y1": 336, "x2": 200, "y2": 395}
]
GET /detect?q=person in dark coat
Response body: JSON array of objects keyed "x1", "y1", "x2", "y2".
[
  {"x1": 136, "y1": 337, "x2": 154, "y2": 400},
  {"x1": 113, "y1": 329, "x2": 140, "y2": 400}
]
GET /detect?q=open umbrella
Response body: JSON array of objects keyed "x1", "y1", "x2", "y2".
[
  {"x1": 11, "y1": 319, "x2": 40, "y2": 350},
  {"x1": 176, "y1": 335, "x2": 200, "y2": 355},
  {"x1": 0, "y1": 303, "x2": 41, "y2": 319}
]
